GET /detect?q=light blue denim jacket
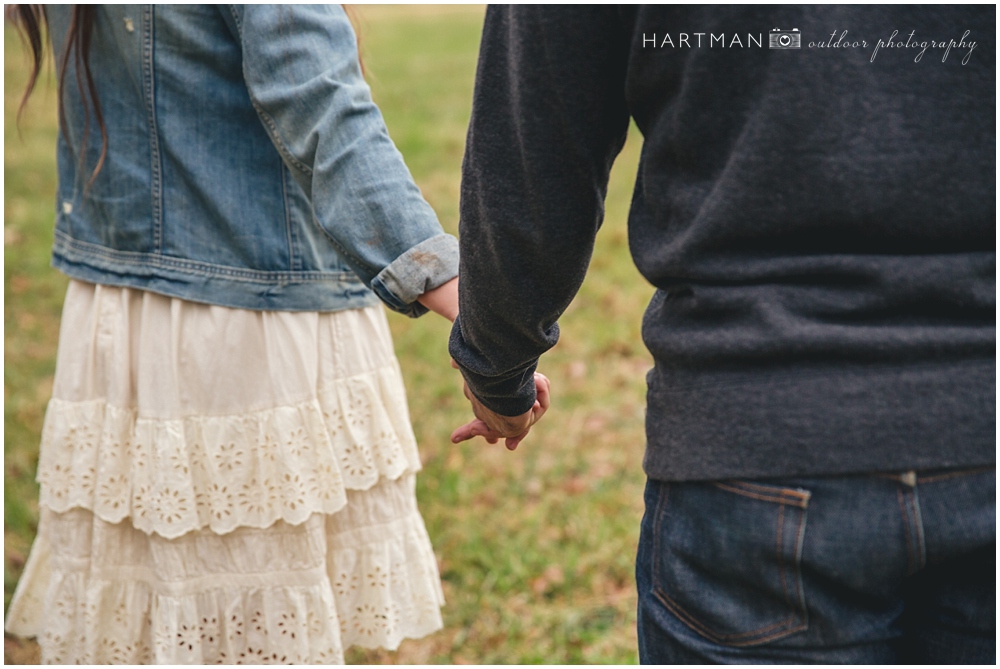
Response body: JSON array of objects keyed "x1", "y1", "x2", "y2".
[{"x1": 46, "y1": 5, "x2": 458, "y2": 315}]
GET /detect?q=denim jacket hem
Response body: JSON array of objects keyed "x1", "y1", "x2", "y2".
[{"x1": 53, "y1": 232, "x2": 381, "y2": 313}]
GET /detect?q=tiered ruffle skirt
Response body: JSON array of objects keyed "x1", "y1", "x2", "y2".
[{"x1": 5, "y1": 281, "x2": 445, "y2": 663}]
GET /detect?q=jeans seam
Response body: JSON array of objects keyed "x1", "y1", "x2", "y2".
[
  {"x1": 777, "y1": 504, "x2": 791, "y2": 612},
  {"x1": 917, "y1": 466, "x2": 994, "y2": 484},
  {"x1": 791, "y1": 502, "x2": 809, "y2": 629},
  {"x1": 651, "y1": 482, "x2": 670, "y2": 592},
  {"x1": 909, "y1": 486, "x2": 927, "y2": 570},
  {"x1": 897, "y1": 487, "x2": 917, "y2": 575}
]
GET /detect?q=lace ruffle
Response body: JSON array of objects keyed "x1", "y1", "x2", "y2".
[
  {"x1": 8, "y1": 285, "x2": 446, "y2": 662},
  {"x1": 37, "y1": 364, "x2": 422, "y2": 539},
  {"x1": 6, "y1": 487, "x2": 445, "y2": 664},
  {"x1": 19, "y1": 567, "x2": 346, "y2": 665}
]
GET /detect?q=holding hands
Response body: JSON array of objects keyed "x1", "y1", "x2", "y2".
[
  {"x1": 451, "y1": 369, "x2": 551, "y2": 451},
  {"x1": 417, "y1": 277, "x2": 552, "y2": 451}
]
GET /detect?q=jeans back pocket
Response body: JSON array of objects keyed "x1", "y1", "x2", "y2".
[{"x1": 651, "y1": 480, "x2": 811, "y2": 647}]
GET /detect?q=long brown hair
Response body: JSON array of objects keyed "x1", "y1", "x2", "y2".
[{"x1": 7, "y1": 5, "x2": 107, "y2": 190}]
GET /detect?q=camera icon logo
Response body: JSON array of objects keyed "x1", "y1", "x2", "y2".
[{"x1": 769, "y1": 28, "x2": 801, "y2": 49}]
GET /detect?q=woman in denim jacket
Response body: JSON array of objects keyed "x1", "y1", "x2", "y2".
[{"x1": 6, "y1": 5, "x2": 460, "y2": 663}]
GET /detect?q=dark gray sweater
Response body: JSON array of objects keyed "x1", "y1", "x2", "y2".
[{"x1": 448, "y1": 6, "x2": 995, "y2": 481}]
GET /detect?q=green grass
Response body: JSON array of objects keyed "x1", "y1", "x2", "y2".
[{"x1": 4, "y1": 6, "x2": 652, "y2": 664}]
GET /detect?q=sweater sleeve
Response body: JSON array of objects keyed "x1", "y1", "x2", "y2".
[
  {"x1": 448, "y1": 6, "x2": 631, "y2": 415},
  {"x1": 224, "y1": 5, "x2": 458, "y2": 317}
]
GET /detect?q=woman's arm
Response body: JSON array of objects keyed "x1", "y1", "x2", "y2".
[
  {"x1": 222, "y1": 5, "x2": 458, "y2": 317},
  {"x1": 416, "y1": 277, "x2": 458, "y2": 323}
]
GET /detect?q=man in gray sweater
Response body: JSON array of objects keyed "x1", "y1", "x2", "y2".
[{"x1": 449, "y1": 6, "x2": 994, "y2": 663}]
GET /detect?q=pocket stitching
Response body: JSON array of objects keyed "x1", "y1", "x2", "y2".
[
  {"x1": 652, "y1": 482, "x2": 810, "y2": 647},
  {"x1": 650, "y1": 482, "x2": 670, "y2": 593},
  {"x1": 712, "y1": 481, "x2": 810, "y2": 508},
  {"x1": 652, "y1": 589, "x2": 806, "y2": 646}
]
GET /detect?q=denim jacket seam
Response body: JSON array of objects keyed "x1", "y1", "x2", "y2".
[
  {"x1": 247, "y1": 97, "x2": 315, "y2": 178},
  {"x1": 142, "y1": 5, "x2": 164, "y2": 253},
  {"x1": 229, "y1": 5, "x2": 368, "y2": 277},
  {"x1": 280, "y1": 164, "x2": 298, "y2": 271},
  {"x1": 307, "y1": 212, "x2": 375, "y2": 283},
  {"x1": 54, "y1": 232, "x2": 359, "y2": 283},
  {"x1": 227, "y1": 5, "x2": 242, "y2": 33},
  {"x1": 228, "y1": 5, "x2": 369, "y2": 279},
  {"x1": 228, "y1": 5, "x2": 314, "y2": 180}
]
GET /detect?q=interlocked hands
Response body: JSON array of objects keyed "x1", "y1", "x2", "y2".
[
  {"x1": 415, "y1": 278, "x2": 551, "y2": 451},
  {"x1": 450, "y1": 365, "x2": 551, "y2": 451}
]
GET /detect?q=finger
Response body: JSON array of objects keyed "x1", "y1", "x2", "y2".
[
  {"x1": 534, "y1": 373, "x2": 551, "y2": 411},
  {"x1": 472, "y1": 420, "x2": 504, "y2": 444},
  {"x1": 452, "y1": 419, "x2": 491, "y2": 443},
  {"x1": 452, "y1": 419, "x2": 505, "y2": 444},
  {"x1": 450, "y1": 358, "x2": 460, "y2": 370},
  {"x1": 451, "y1": 421, "x2": 479, "y2": 443},
  {"x1": 527, "y1": 401, "x2": 545, "y2": 426},
  {"x1": 476, "y1": 407, "x2": 529, "y2": 438},
  {"x1": 505, "y1": 426, "x2": 530, "y2": 451}
]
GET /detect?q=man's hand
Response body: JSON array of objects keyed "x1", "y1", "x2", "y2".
[{"x1": 451, "y1": 370, "x2": 551, "y2": 451}]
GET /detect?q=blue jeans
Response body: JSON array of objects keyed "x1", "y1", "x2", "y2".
[{"x1": 636, "y1": 467, "x2": 995, "y2": 664}]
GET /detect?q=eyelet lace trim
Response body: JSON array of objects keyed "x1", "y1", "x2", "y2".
[
  {"x1": 36, "y1": 365, "x2": 422, "y2": 539},
  {"x1": 6, "y1": 503, "x2": 445, "y2": 664}
]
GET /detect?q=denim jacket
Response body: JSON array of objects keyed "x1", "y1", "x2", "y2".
[{"x1": 46, "y1": 5, "x2": 458, "y2": 315}]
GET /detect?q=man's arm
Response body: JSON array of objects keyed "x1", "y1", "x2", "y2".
[{"x1": 449, "y1": 6, "x2": 631, "y2": 416}]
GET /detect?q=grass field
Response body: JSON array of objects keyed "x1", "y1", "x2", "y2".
[{"x1": 4, "y1": 6, "x2": 653, "y2": 664}]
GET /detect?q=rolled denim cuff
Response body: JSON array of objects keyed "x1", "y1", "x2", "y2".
[{"x1": 370, "y1": 233, "x2": 459, "y2": 318}]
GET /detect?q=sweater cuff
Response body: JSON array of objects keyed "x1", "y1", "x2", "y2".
[
  {"x1": 448, "y1": 321, "x2": 539, "y2": 416},
  {"x1": 370, "y1": 234, "x2": 459, "y2": 318}
]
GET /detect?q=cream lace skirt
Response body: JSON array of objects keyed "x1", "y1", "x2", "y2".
[{"x1": 5, "y1": 280, "x2": 445, "y2": 664}]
